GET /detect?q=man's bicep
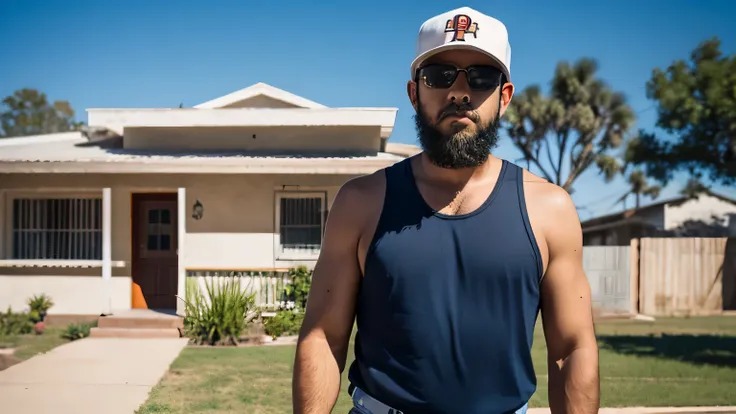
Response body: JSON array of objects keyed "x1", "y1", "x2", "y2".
[{"x1": 540, "y1": 191, "x2": 596, "y2": 360}]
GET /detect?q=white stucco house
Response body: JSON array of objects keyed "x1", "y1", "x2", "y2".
[
  {"x1": 582, "y1": 191, "x2": 736, "y2": 246},
  {"x1": 0, "y1": 83, "x2": 418, "y2": 319}
]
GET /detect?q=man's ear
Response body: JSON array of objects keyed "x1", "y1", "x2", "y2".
[
  {"x1": 498, "y1": 82, "x2": 514, "y2": 118},
  {"x1": 407, "y1": 81, "x2": 418, "y2": 111}
]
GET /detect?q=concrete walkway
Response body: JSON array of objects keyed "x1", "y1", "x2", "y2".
[
  {"x1": 528, "y1": 408, "x2": 736, "y2": 414},
  {"x1": 0, "y1": 337, "x2": 188, "y2": 414}
]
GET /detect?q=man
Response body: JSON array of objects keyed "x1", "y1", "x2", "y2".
[{"x1": 293, "y1": 6, "x2": 599, "y2": 414}]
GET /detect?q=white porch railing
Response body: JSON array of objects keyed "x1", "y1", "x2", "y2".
[{"x1": 185, "y1": 269, "x2": 291, "y2": 311}]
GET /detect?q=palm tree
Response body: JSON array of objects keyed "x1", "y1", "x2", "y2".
[
  {"x1": 504, "y1": 58, "x2": 636, "y2": 193},
  {"x1": 616, "y1": 170, "x2": 661, "y2": 209},
  {"x1": 679, "y1": 178, "x2": 709, "y2": 198}
]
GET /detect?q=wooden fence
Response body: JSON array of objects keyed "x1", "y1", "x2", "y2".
[
  {"x1": 584, "y1": 237, "x2": 735, "y2": 317},
  {"x1": 638, "y1": 237, "x2": 735, "y2": 316}
]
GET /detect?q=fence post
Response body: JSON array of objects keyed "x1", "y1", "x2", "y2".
[{"x1": 629, "y1": 238, "x2": 640, "y2": 315}]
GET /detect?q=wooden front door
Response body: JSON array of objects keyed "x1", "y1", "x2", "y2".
[{"x1": 132, "y1": 193, "x2": 178, "y2": 310}]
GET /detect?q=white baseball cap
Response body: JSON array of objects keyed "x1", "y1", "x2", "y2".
[{"x1": 410, "y1": 6, "x2": 511, "y2": 81}]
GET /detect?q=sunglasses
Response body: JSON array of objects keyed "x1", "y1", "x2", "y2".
[{"x1": 417, "y1": 64, "x2": 503, "y2": 91}]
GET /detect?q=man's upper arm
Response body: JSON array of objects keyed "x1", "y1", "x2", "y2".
[
  {"x1": 299, "y1": 175, "x2": 380, "y2": 368},
  {"x1": 539, "y1": 187, "x2": 597, "y2": 360}
]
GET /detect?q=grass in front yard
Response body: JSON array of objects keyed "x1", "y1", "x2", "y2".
[
  {"x1": 0, "y1": 327, "x2": 68, "y2": 370},
  {"x1": 137, "y1": 317, "x2": 736, "y2": 413}
]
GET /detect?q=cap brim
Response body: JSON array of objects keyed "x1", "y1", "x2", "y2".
[{"x1": 410, "y1": 43, "x2": 510, "y2": 81}]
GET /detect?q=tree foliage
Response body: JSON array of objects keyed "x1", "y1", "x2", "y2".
[
  {"x1": 504, "y1": 58, "x2": 636, "y2": 193},
  {"x1": 0, "y1": 88, "x2": 83, "y2": 138},
  {"x1": 625, "y1": 37, "x2": 736, "y2": 186},
  {"x1": 679, "y1": 178, "x2": 710, "y2": 198}
]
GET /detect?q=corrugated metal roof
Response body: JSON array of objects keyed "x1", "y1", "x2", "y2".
[{"x1": 0, "y1": 132, "x2": 404, "y2": 164}]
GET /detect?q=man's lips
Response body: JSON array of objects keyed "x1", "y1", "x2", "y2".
[{"x1": 440, "y1": 110, "x2": 474, "y2": 122}]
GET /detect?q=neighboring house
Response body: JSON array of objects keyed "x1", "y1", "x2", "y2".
[
  {"x1": 0, "y1": 82, "x2": 415, "y2": 317},
  {"x1": 581, "y1": 191, "x2": 736, "y2": 246}
]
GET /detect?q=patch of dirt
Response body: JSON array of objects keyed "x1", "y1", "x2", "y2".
[{"x1": 0, "y1": 353, "x2": 21, "y2": 371}]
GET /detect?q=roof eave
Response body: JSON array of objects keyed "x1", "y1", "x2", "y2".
[
  {"x1": 86, "y1": 107, "x2": 399, "y2": 131},
  {"x1": 0, "y1": 159, "x2": 400, "y2": 175}
]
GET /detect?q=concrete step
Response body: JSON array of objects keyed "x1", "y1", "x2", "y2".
[
  {"x1": 97, "y1": 315, "x2": 184, "y2": 330},
  {"x1": 89, "y1": 327, "x2": 182, "y2": 339}
]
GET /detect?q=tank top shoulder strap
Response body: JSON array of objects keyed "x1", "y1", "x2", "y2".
[
  {"x1": 505, "y1": 161, "x2": 545, "y2": 281},
  {"x1": 375, "y1": 157, "x2": 414, "y2": 222},
  {"x1": 366, "y1": 158, "x2": 417, "y2": 255},
  {"x1": 383, "y1": 157, "x2": 412, "y2": 202}
]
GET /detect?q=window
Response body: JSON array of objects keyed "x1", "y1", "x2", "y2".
[
  {"x1": 11, "y1": 198, "x2": 102, "y2": 260},
  {"x1": 147, "y1": 208, "x2": 173, "y2": 251},
  {"x1": 275, "y1": 192, "x2": 326, "y2": 259}
]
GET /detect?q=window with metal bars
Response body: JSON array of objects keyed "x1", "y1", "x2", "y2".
[
  {"x1": 277, "y1": 194, "x2": 325, "y2": 256},
  {"x1": 11, "y1": 198, "x2": 102, "y2": 260}
]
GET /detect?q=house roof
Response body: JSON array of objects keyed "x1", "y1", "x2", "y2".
[
  {"x1": 86, "y1": 107, "x2": 398, "y2": 129},
  {"x1": 86, "y1": 82, "x2": 398, "y2": 137},
  {"x1": 580, "y1": 191, "x2": 736, "y2": 229},
  {"x1": 384, "y1": 142, "x2": 422, "y2": 157},
  {"x1": 193, "y1": 82, "x2": 327, "y2": 109},
  {"x1": 0, "y1": 83, "x2": 417, "y2": 174},
  {"x1": 0, "y1": 132, "x2": 406, "y2": 174}
]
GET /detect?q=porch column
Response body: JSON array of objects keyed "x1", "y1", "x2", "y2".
[
  {"x1": 177, "y1": 187, "x2": 186, "y2": 316},
  {"x1": 102, "y1": 187, "x2": 112, "y2": 315},
  {"x1": 0, "y1": 191, "x2": 4, "y2": 259}
]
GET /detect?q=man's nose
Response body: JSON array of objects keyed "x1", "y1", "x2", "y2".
[{"x1": 448, "y1": 71, "x2": 471, "y2": 104}]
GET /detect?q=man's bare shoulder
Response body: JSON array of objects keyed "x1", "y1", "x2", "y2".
[
  {"x1": 520, "y1": 167, "x2": 581, "y2": 254},
  {"x1": 521, "y1": 168, "x2": 576, "y2": 217},
  {"x1": 337, "y1": 169, "x2": 386, "y2": 204},
  {"x1": 329, "y1": 168, "x2": 387, "y2": 228}
]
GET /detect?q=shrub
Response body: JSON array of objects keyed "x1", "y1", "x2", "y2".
[
  {"x1": 283, "y1": 266, "x2": 312, "y2": 310},
  {"x1": 61, "y1": 321, "x2": 96, "y2": 341},
  {"x1": 183, "y1": 277, "x2": 258, "y2": 346},
  {"x1": 27, "y1": 294, "x2": 53, "y2": 322},
  {"x1": 264, "y1": 309, "x2": 305, "y2": 338},
  {"x1": 265, "y1": 266, "x2": 313, "y2": 338},
  {"x1": 0, "y1": 307, "x2": 33, "y2": 336}
]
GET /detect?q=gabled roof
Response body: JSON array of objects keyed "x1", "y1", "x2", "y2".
[
  {"x1": 580, "y1": 191, "x2": 736, "y2": 228},
  {"x1": 193, "y1": 82, "x2": 327, "y2": 109}
]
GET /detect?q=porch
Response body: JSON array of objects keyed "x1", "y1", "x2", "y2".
[{"x1": 0, "y1": 173, "x2": 343, "y2": 317}]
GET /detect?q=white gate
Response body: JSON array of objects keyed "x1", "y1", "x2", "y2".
[{"x1": 583, "y1": 246, "x2": 632, "y2": 315}]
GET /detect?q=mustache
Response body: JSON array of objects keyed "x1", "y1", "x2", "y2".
[{"x1": 437, "y1": 102, "x2": 481, "y2": 122}]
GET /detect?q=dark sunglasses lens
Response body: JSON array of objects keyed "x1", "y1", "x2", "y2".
[
  {"x1": 420, "y1": 65, "x2": 458, "y2": 88},
  {"x1": 467, "y1": 66, "x2": 502, "y2": 90}
]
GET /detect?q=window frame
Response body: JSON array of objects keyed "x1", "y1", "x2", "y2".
[
  {"x1": 273, "y1": 191, "x2": 327, "y2": 261},
  {"x1": 5, "y1": 192, "x2": 103, "y2": 261}
]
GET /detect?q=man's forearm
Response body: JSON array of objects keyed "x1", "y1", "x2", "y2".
[
  {"x1": 292, "y1": 333, "x2": 343, "y2": 414},
  {"x1": 548, "y1": 346, "x2": 600, "y2": 414}
]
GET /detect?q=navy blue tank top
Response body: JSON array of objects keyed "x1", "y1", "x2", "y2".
[{"x1": 347, "y1": 157, "x2": 544, "y2": 414}]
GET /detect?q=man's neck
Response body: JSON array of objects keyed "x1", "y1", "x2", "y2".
[{"x1": 415, "y1": 152, "x2": 498, "y2": 187}]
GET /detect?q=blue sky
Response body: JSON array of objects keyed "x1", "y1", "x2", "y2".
[{"x1": 1, "y1": 0, "x2": 734, "y2": 219}]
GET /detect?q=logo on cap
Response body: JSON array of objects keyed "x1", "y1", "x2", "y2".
[{"x1": 444, "y1": 14, "x2": 478, "y2": 42}]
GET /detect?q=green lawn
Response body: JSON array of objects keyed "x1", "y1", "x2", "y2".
[
  {"x1": 137, "y1": 317, "x2": 736, "y2": 413},
  {"x1": 0, "y1": 327, "x2": 69, "y2": 370}
]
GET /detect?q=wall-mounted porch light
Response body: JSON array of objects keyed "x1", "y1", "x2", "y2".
[{"x1": 192, "y1": 200, "x2": 203, "y2": 220}]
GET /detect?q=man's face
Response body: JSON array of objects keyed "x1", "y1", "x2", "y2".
[{"x1": 408, "y1": 49, "x2": 514, "y2": 169}]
